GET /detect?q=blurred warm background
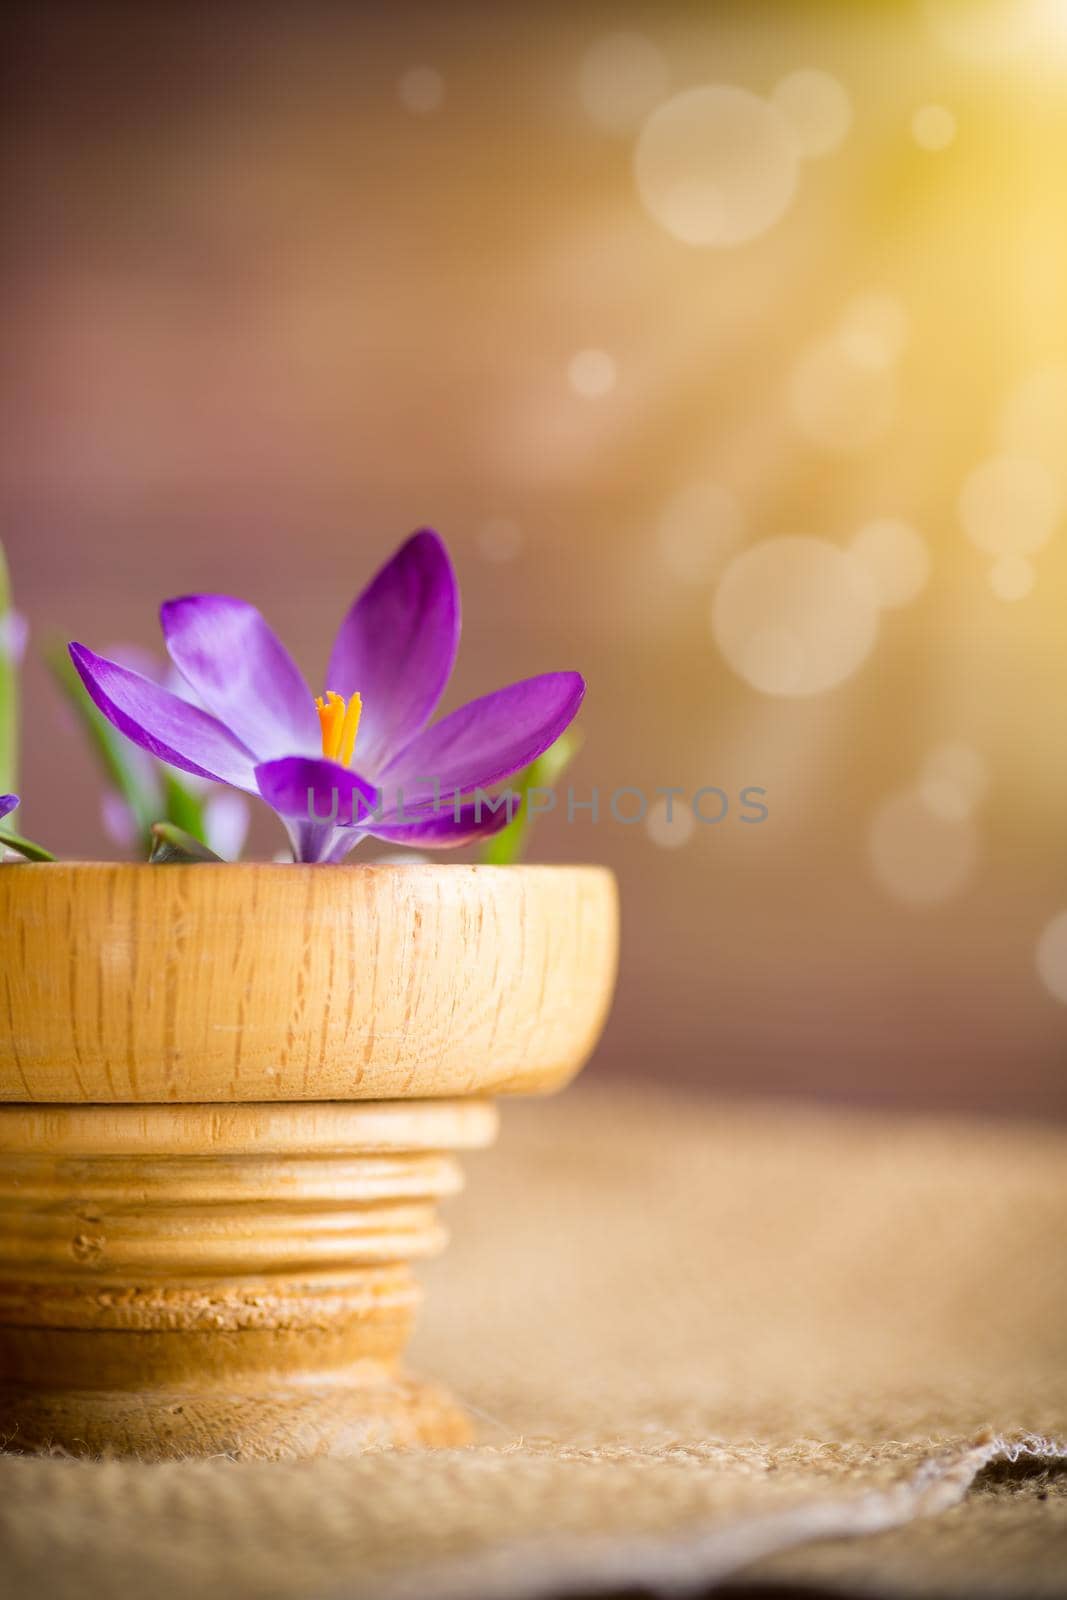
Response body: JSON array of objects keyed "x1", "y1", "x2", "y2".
[{"x1": 4, "y1": 0, "x2": 1067, "y2": 1117}]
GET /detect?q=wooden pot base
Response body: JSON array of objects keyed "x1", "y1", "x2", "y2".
[
  {"x1": 0, "y1": 1100, "x2": 498, "y2": 1460},
  {"x1": 0, "y1": 864, "x2": 620, "y2": 1457},
  {"x1": 0, "y1": 1374, "x2": 472, "y2": 1460}
]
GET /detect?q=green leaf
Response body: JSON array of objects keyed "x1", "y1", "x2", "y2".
[
  {"x1": 0, "y1": 828, "x2": 55, "y2": 864},
  {"x1": 148, "y1": 821, "x2": 224, "y2": 865},
  {"x1": 0, "y1": 540, "x2": 17, "y2": 795},
  {"x1": 162, "y1": 770, "x2": 208, "y2": 844},
  {"x1": 45, "y1": 639, "x2": 163, "y2": 850},
  {"x1": 481, "y1": 729, "x2": 583, "y2": 866}
]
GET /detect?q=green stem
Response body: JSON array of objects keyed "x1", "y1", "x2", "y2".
[
  {"x1": 481, "y1": 729, "x2": 582, "y2": 866},
  {"x1": 0, "y1": 829, "x2": 55, "y2": 864},
  {"x1": 149, "y1": 822, "x2": 224, "y2": 864}
]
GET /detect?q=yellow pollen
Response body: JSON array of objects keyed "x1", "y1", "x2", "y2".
[{"x1": 316, "y1": 690, "x2": 362, "y2": 766}]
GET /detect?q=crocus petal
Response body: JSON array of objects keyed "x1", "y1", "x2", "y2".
[
  {"x1": 254, "y1": 756, "x2": 380, "y2": 828},
  {"x1": 69, "y1": 643, "x2": 259, "y2": 791},
  {"x1": 0, "y1": 794, "x2": 18, "y2": 821},
  {"x1": 203, "y1": 790, "x2": 251, "y2": 862},
  {"x1": 379, "y1": 672, "x2": 585, "y2": 807},
  {"x1": 326, "y1": 530, "x2": 460, "y2": 772},
  {"x1": 366, "y1": 798, "x2": 517, "y2": 849},
  {"x1": 100, "y1": 790, "x2": 139, "y2": 852},
  {"x1": 161, "y1": 595, "x2": 318, "y2": 760},
  {"x1": 286, "y1": 818, "x2": 347, "y2": 865}
]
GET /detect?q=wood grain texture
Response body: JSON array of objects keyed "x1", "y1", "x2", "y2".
[
  {"x1": 0, "y1": 864, "x2": 617, "y2": 1456},
  {"x1": 0, "y1": 1100, "x2": 497, "y2": 1458},
  {"x1": 0, "y1": 863, "x2": 618, "y2": 1103}
]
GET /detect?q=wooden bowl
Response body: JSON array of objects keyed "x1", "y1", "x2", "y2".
[{"x1": 0, "y1": 863, "x2": 618, "y2": 1459}]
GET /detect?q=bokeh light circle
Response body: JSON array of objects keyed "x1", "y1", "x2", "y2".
[
  {"x1": 1036, "y1": 911, "x2": 1067, "y2": 1005},
  {"x1": 869, "y1": 789, "x2": 978, "y2": 906},
  {"x1": 998, "y1": 365, "x2": 1067, "y2": 470},
  {"x1": 646, "y1": 796, "x2": 695, "y2": 850},
  {"x1": 711, "y1": 537, "x2": 879, "y2": 697},
  {"x1": 918, "y1": 744, "x2": 988, "y2": 821},
  {"x1": 634, "y1": 86, "x2": 799, "y2": 247},
  {"x1": 924, "y1": 0, "x2": 1067, "y2": 66},
  {"x1": 658, "y1": 482, "x2": 744, "y2": 583},
  {"x1": 568, "y1": 348, "x2": 617, "y2": 398},
  {"x1": 959, "y1": 455, "x2": 1062, "y2": 556},
  {"x1": 580, "y1": 32, "x2": 669, "y2": 134},
  {"x1": 912, "y1": 104, "x2": 956, "y2": 150},
  {"x1": 988, "y1": 553, "x2": 1035, "y2": 601},
  {"x1": 478, "y1": 517, "x2": 523, "y2": 563},
  {"x1": 398, "y1": 67, "x2": 445, "y2": 115},
  {"x1": 789, "y1": 339, "x2": 897, "y2": 452},
  {"x1": 770, "y1": 69, "x2": 852, "y2": 158},
  {"x1": 837, "y1": 293, "x2": 909, "y2": 370},
  {"x1": 850, "y1": 519, "x2": 930, "y2": 609}
]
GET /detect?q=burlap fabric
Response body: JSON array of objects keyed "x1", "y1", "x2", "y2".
[{"x1": 2, "y1": 1084, "x2": 1064, "y2": 1598}]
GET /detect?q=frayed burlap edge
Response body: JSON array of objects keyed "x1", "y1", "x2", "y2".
[{"x1": 346, "y1": 1433, "x2": 1066, "y2": 1600}]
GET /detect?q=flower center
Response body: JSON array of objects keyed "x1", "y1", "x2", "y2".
[{"x1": 315, "y1": 690, "x2": 362, "y2": 767}]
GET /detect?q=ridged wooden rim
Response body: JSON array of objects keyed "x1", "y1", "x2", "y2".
[{"x1": 0, "y1": 1099, "x2": 500, "y2": 1153}]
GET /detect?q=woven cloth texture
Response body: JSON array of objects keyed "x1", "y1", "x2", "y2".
[{"x1": 2, "y1": 1083, "x2": 1065, "y2": 1599}]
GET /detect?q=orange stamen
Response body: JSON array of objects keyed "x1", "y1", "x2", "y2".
[
  {"x1": 338, "y1": 692, "x2": 362, "y2": 768},
  {"x1": 316, "y1": 690, "x2": 362, "y2": 767},
  {"x1": 315, "y1": 691, "x2": 345, "y2": 760}
]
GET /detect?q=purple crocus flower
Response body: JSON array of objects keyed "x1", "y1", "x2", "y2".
[
  {"x1": 69, "y1": 531, "x2": 585, "y2": 863},
  {"x1": 0, "y1": 795, "x2": 18, "y2": 822},
  {"x1": 89, "y1": 643, "x2": 250, "y2": 860},
  {"x1": 0, "y1": 613, "x2": 28, "y2": 666}
]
